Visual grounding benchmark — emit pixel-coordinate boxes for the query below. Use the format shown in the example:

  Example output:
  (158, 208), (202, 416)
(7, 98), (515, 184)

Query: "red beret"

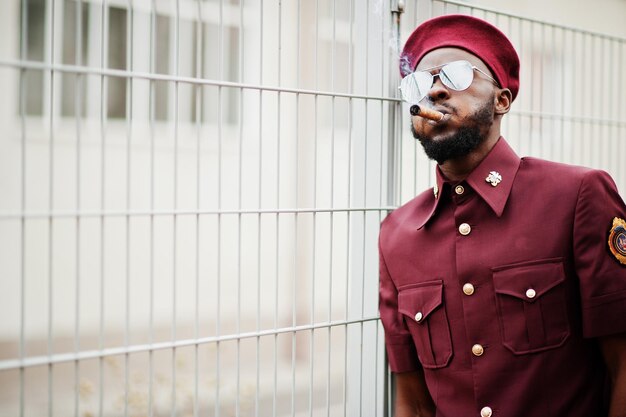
(400, 14), (520, 101)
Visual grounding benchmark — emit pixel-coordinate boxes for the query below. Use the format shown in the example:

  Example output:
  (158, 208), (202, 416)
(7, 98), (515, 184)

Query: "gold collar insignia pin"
(485, 171), (502, 187)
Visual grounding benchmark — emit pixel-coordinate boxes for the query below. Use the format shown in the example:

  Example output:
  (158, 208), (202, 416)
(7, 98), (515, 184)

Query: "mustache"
(419, 99), (456, 114)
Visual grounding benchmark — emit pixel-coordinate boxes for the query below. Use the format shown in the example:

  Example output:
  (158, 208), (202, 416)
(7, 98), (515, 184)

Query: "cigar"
(410, 104), (444, 122)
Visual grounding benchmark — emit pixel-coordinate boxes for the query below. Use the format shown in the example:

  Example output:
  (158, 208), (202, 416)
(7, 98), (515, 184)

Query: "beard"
(412, 97), (494, 164)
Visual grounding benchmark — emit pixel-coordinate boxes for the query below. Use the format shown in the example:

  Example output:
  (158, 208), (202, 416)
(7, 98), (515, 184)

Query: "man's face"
(410, 48), (498, 163)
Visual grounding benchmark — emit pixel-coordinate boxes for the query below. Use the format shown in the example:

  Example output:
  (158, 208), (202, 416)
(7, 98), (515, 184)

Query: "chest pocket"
(398, 280), (452, 368)
(492, 259), (570, 355)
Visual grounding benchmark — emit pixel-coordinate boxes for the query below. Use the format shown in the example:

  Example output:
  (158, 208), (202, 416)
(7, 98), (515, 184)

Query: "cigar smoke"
(410, 104), (445, 122)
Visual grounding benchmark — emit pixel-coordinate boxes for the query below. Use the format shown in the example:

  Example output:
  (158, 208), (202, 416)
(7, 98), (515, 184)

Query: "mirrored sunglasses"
(399, 60), (499, 104)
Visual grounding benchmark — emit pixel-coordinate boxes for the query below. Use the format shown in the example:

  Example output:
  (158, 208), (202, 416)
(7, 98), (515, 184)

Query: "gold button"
(459, 223), (471, 235)
(462, 283), (475, 296)
(526, 288), (536, 299)
(455, 185), (465, 195)
(480, 406), (493, 417)
(414, 312), (423, 322)
(472, 344), (484, 356)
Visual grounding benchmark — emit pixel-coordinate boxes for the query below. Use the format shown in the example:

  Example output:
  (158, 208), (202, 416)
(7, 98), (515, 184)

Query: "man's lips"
(432, 105), (452, 115)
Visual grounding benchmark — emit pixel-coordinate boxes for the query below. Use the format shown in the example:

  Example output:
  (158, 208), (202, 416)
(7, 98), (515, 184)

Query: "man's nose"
(427, 76), (450, 102)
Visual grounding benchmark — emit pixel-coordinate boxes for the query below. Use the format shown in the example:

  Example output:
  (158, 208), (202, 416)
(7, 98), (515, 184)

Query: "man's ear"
(494, 88), (512, 115)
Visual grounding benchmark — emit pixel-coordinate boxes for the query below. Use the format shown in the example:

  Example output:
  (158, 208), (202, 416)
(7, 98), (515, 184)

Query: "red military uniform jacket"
(379, 137), (626, 417)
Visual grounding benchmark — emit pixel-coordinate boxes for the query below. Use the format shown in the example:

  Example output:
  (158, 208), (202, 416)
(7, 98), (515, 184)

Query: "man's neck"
(438, 132), (501, 182)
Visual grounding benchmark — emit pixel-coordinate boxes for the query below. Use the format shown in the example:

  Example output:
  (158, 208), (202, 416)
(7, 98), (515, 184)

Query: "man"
(379, 14), (626, 417)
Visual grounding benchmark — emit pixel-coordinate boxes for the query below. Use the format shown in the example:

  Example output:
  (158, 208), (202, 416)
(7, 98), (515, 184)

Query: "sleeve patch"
(608, 217), (626, 265)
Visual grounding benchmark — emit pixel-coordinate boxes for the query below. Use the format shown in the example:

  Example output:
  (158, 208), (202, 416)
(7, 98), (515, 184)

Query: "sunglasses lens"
(440, 60), (474, 91)
(400, 71), (433, 104)
(400, 60), (476, 103)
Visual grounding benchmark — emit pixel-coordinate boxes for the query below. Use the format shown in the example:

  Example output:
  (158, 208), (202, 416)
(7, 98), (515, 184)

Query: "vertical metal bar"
(610, 36), (616, 173)
(308, 0), (320, 411)
(357, 2), (370, 414)
(615, 40), (626, 181)
(614, 38), (621, 178)
(583, 30), (590, 163)
(19, 0), (28, 415)
(343, 0), (356, 411)
(324, 1), (334, 410)
(548, 24), (555, 160)
(342, 0), (352, 415)
(538, 22), (545, 158)
(124, 2), (134, 417)
(358, 2), (369, 413)
(425, 2), (438, 193)
(559, 27), (566, 164)
(613, 38), (618, 172)
(194, 2), (203, 417)
(614, 38), (619, 174)
(596, 35), (604, 168)
(382, 332), (391, 417)
(580, 32), (587, 165)
(148, 2), (156, 416)
(308, 2), (317, 410)
(588, 34), (596, 167)
(408, 0), (417, 200)
(374, 318), (380, 416)
(216, 0), (223, 414)
(255, 1), (264, 416)
(171, 2), (180, 416)
(375, 4), (387, 415)
(527, 20), (535, 157)
(273, 1), (282, 416)
(501, 15), (511, 143)
(74, 1), (84, 416)
(551, 24), (559, 161)
(237, 1), (245, 416)
(514, 17), (523, 153)
(603, 38), (610, 168)
(389, 8), (397, 356)
(292, 1), (301, 416)
(98, 3), (108, 417)
(583, 34), (596, 165)
(46, 1), (56, 416)
(569, 29), (577, 164)
(514, 16), (522, 154)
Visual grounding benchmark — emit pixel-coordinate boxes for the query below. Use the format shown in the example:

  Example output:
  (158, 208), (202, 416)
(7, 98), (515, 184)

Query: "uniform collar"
(416, 137), (521, 230)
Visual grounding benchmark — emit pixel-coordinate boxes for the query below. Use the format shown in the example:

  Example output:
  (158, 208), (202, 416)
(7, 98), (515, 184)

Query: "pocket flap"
(493, 259), (565, 303)
(398, 281), (443, 323)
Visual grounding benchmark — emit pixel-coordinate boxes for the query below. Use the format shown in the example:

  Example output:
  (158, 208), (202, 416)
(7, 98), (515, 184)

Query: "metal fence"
(0, 0), (624, 416)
